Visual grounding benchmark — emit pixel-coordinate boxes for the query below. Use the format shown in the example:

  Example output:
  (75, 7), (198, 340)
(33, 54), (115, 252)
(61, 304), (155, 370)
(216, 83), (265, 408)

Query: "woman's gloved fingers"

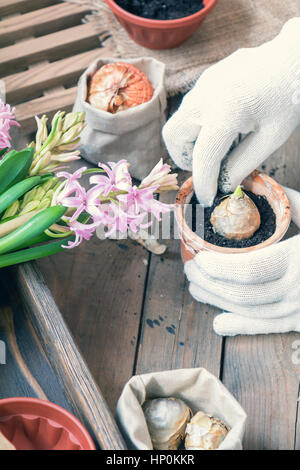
(192, 124), (237, 206)
(162, 113), (201, 171)
(188, 281), (297, 319)
(213, 311), (300, 336)
(190, 240), (291, 284)
(185, 259), (291, 305)
(282, 186), (300, 229)
(162, 89), (202, 171)
(219, 119), (293, 193)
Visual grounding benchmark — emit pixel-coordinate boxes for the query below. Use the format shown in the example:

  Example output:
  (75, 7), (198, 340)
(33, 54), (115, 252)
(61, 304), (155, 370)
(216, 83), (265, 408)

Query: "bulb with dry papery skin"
(185, 411), (230, 450)
(210, 186), (261, 240)
(142, 397), (191, 450)
(87, 62), (154, 113)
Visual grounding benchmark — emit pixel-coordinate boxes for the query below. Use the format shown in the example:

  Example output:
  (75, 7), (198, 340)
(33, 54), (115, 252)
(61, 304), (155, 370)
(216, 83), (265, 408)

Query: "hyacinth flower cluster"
(51, 159), (178, 248)
(0, 100), (178, 267)
(0, 101), (20, 150)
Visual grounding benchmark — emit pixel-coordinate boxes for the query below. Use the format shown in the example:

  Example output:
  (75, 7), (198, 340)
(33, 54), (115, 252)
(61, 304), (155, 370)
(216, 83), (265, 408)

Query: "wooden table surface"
(2, 0), (300, 451)
(36, 98), (300, 450)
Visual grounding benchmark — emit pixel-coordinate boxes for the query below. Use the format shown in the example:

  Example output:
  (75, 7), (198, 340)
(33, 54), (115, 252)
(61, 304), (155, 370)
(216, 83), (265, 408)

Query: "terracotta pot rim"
(105, 0), (218, 29)
(0, 397), (96, 450)
(175, 172), (291, 255)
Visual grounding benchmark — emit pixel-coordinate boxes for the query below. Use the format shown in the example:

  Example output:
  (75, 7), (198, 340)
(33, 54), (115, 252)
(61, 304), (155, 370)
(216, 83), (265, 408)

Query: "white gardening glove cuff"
(213, 311), (300, 336)
(184, 185), (300, 337)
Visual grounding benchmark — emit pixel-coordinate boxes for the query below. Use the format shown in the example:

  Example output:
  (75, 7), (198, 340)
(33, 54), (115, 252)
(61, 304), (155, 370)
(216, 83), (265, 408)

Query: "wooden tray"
(0, 0), (112, 135)
(0, 1), (126, 450)
(0, 261), (126, 450)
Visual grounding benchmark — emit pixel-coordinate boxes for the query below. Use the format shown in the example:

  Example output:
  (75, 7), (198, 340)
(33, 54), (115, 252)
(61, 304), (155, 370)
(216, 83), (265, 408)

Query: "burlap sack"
(116, 368), (247, 450)
(73, 57), (166, 180)
(67, 0), (300, 95)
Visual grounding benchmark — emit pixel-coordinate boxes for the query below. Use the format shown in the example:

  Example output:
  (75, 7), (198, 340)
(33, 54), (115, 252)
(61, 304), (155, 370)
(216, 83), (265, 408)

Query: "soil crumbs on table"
(191, 191), (276, 248)
(115, 0), (205, 20)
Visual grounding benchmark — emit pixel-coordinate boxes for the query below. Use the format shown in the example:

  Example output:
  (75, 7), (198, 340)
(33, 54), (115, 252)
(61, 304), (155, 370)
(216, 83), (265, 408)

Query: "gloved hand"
(185, 187), (300, 336)
(163, 18), (300, 206)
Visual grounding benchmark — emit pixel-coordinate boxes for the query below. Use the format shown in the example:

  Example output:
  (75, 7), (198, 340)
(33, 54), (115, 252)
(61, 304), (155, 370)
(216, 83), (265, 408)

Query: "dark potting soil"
(191, 191), (276, 248)
(115, 0), (205, 20)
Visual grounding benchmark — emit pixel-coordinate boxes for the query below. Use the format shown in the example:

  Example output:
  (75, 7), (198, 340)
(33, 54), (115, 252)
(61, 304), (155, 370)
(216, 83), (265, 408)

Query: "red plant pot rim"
(175, 172), (291, 256)
(105, 0), (218, 29)
(0, 397), (96, 450)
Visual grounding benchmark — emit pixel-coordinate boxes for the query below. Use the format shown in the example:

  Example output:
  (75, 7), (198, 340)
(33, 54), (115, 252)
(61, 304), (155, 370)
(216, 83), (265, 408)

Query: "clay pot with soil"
(175, 171), (291, 263)
(105, 0), (218, 49)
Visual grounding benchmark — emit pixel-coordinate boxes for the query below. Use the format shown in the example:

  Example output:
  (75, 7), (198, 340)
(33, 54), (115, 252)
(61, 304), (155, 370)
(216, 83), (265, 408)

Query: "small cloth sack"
(116, 368), (247, 450)
(73, 57), (166, 180)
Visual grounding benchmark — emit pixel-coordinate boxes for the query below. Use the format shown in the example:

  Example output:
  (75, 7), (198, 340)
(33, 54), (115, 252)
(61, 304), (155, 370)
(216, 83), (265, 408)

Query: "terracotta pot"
(0, 397), (96, 450)
(175, 171), (291, 263)
(105, 0), (218, 50)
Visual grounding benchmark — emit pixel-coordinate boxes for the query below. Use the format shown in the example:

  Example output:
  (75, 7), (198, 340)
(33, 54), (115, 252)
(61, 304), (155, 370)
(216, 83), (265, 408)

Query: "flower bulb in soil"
(210, 186), (261, 240)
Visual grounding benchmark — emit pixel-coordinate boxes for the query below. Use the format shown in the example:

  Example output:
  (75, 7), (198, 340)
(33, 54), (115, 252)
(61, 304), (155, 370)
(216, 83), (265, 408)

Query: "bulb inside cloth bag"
(73, 57), (167, 181)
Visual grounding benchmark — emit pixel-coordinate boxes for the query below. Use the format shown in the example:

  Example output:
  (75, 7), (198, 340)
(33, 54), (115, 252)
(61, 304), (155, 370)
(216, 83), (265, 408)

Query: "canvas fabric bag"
(68, 0), (300, 94)
(73, 57), (167, 180)
(116, 368), (247, 450)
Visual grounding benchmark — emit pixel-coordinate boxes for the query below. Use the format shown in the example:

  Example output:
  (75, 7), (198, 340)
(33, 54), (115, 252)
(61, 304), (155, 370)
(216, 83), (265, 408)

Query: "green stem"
(82, 169), (105, 175)
(11, 232), (53, 251)
(0, 176), (43, 215)
(0, 205), (66, 255)
(99, 190), (128, 203)
(0, 236), (74, 268)
(232, 185), (244, 199)
(44, 228), (73, 238)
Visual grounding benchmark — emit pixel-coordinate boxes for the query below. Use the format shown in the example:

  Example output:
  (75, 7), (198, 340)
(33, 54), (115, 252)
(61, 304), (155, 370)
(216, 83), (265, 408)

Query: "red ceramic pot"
(0, 397), (96, 450)
(105, 0), (218, 50)
(175, 171), (291, 263)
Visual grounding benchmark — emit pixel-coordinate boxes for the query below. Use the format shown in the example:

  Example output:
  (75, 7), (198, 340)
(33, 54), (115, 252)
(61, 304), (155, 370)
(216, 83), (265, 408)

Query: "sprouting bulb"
(210, 186), (261, 240)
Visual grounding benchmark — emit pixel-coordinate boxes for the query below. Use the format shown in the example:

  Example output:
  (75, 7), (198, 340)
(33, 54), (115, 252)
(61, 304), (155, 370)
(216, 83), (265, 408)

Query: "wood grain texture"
(135, 188), (224, 378)
(222, 126), (300, 450)
(0, 3), (92, 47)
(0, 0), (60, 18)
(12, 262), (126, 450)
(5, 48), (112, 104)
(0, 23), (102, 77)
(36, 158), (150, 412)
(14, 87), (77, 132)
(36, 230), (150, 413)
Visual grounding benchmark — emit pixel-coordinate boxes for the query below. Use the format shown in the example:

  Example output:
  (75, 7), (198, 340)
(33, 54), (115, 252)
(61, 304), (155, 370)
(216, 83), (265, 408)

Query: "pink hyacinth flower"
(140, 159), (178, 193)
(118, 186), (173, 222)
(89, 160), (132, 196)
(62, 219), (99, 249)
(55, 167), (88, 222)
(0, 100), (20, 150)
(104, 202), (149, 238)
(56, 167), (87, 190)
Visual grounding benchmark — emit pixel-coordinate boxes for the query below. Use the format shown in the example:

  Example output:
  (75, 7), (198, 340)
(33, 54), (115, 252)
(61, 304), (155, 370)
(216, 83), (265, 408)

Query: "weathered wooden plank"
(0, 23), (102, 77)
(37, 237), (150, 412)
(36, 159), (150, 412)
(0, 3), (92, 47)
(14, 86), (77, 132)
(5, 47), (114, 104)
(294, 381), (300, 449)
(0, 0), (60, 18)
(222, 334), (299, 449)
(222, 126), (300, 450)
(135, 185), (224, 378)
(13, 262), (126, 450)
(0, 288), (70, 405)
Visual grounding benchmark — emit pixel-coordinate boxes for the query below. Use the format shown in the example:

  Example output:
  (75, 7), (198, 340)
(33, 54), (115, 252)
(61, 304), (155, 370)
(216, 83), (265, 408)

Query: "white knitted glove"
(163, 18), (300, 206)
(185, 187), (300, 336)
